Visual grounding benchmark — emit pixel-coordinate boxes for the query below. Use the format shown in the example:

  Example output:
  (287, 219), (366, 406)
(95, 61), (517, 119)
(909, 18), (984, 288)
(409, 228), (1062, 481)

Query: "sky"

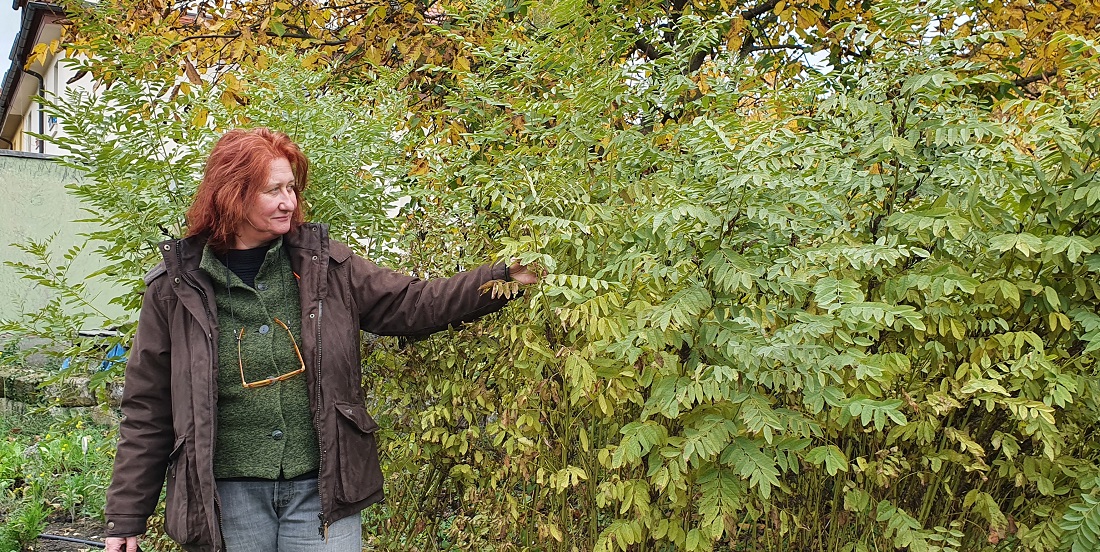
(1, 7), (22, 73)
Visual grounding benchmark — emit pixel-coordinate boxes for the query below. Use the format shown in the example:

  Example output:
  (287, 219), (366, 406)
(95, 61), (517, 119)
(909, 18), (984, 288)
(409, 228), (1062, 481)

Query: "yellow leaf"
(191, 107), (209, 127)
(696, 74), (711, 95)
(453, 55), (470, 73)
(409, 158), (430, 176)
(27, 43), (50, 68)
(726, 33), (743, 53)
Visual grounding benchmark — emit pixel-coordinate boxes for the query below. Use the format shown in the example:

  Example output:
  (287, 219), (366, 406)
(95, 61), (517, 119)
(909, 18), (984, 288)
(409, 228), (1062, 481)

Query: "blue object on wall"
(100, 343), (128, 371)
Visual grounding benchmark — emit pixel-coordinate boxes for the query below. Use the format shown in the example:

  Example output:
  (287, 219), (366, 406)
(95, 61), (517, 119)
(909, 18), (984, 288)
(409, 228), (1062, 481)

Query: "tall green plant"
(367, 8), (1100, 552)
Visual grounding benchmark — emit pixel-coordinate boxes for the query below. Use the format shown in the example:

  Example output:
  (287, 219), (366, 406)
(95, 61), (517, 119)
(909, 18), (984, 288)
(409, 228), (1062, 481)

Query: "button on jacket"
(104, 223), (513, 551)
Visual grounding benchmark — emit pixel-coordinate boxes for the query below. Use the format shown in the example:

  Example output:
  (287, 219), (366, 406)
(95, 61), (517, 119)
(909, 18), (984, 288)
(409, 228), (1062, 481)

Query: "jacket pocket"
(332, 401), (384, 504)
(164, 437), (204, 545)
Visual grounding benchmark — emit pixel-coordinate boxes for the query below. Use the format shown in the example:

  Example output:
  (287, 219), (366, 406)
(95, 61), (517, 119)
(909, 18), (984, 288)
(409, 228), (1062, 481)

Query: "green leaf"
(805, 445), (848, 476)
(1046, 235), (1095, 263)
(685, 528), (701, 551)
(720, 438), (780, 499)
(814, 277), (865, 310)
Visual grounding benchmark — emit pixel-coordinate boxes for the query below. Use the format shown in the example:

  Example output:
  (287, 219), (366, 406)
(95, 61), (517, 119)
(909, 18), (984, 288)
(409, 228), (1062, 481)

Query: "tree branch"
(742, 0), (781, 21)
(1014, 69), (1057, 89)
(273, 31), (350, 46)
(175, 31), (243, 43)
(631, 38), (665, 61)
(688, 49), (710, 73)
(745, 44), (808, 53)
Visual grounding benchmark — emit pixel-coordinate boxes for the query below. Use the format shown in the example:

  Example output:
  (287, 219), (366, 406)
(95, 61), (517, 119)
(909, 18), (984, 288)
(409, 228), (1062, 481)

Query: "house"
(0, 0), (88, 154)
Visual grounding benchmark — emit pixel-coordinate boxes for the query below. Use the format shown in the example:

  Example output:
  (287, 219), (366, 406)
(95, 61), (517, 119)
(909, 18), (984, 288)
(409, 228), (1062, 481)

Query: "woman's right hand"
(105, 536), (138, 552)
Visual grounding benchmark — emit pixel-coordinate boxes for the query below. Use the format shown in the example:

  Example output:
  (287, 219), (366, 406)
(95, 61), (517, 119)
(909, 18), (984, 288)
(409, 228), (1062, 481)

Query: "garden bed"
(30, 518), (106, 552)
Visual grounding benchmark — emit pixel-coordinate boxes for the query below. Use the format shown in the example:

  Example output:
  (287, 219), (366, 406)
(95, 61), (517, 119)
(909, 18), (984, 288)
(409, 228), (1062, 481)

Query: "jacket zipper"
(175, 242), (226, 550)
(313, 299), (328, 539)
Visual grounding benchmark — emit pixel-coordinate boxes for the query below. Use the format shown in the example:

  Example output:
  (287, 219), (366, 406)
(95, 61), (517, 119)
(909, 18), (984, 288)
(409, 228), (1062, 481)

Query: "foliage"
(357, 9), (1099, 551)
(0, 499), (48, 552)
(0, 235), (130, 382)
(8, 0), (1100, 551)
(48, 0), (888, 118)
(971, 0), (1100, 88)
(0, 412), (115, 550)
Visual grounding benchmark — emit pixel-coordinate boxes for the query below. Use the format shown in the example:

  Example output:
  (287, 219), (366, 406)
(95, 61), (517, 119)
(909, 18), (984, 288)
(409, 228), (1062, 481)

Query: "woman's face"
(234, 157), (297, 249)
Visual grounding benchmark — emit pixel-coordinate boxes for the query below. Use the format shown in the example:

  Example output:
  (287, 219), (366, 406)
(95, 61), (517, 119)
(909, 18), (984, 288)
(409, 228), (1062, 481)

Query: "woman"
(103, 128), (536, 552)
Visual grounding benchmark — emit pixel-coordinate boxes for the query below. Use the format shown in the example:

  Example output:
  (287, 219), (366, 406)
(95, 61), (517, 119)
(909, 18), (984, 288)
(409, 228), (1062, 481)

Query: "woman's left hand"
(509, 262), (540, 285)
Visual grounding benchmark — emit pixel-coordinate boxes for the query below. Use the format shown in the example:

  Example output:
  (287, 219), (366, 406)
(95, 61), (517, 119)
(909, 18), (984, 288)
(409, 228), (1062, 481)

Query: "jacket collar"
(159, 222), (340, 275)
(285, 222), (348, 262)
(281, 223), (334, 303)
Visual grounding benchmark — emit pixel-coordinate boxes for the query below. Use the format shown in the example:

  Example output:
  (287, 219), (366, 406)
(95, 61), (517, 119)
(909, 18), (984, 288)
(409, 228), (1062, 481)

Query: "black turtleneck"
(217, 245), (269, 288)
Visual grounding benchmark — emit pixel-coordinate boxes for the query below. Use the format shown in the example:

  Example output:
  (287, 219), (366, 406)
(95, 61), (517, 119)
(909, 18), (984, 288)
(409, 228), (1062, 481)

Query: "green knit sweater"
(200, 239), (320, 479)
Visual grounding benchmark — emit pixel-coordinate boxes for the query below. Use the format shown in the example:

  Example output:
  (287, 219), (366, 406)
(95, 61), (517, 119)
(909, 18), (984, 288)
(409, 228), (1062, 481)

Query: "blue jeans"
(215, 478), (362, 552)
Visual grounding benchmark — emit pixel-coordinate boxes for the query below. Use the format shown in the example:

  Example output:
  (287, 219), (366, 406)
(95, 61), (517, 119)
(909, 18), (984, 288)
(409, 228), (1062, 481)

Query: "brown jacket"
(105, 223), (512, 551)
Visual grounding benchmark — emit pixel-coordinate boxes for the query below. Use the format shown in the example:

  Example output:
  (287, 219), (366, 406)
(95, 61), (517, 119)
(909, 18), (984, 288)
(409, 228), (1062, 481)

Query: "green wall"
(0, 152), (120, 325)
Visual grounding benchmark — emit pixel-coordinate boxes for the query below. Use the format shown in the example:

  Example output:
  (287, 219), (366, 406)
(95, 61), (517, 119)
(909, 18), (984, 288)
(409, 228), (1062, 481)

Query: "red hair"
(186, 128), (309, 251)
